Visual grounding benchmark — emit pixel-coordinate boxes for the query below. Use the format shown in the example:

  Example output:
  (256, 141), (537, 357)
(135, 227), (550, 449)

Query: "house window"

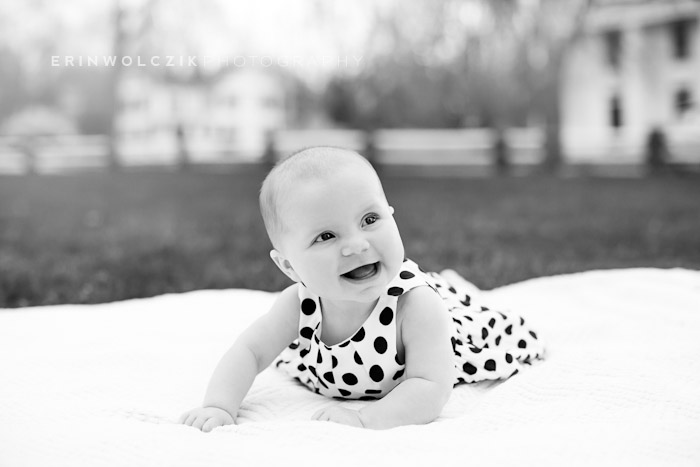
(604, 30), (622, 69)
(609, 95), (623, 129)
(675, 88), (693, 117)
(671, 19), (693, 60)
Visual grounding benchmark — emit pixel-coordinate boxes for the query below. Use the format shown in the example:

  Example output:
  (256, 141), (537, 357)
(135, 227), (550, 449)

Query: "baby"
(179, 147), (544, 431)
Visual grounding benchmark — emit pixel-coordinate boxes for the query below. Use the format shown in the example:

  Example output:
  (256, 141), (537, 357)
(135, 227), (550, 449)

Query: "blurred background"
(1, 0), (699, 308)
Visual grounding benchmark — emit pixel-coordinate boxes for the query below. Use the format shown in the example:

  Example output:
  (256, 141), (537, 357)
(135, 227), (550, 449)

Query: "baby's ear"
(388, 206), (395, 215)
(269, 249), (301, 283)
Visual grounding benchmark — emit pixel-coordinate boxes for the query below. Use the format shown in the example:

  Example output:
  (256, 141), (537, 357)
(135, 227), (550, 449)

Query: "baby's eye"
(363, 214), (379, 226)
(314, 232), (335, 243)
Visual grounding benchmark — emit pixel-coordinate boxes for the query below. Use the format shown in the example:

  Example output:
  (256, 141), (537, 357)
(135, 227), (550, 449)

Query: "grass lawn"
(1, 166), (699, 308)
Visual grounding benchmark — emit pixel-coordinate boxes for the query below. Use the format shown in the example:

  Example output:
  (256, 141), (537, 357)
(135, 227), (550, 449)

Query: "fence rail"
(0, 127), (697, 175)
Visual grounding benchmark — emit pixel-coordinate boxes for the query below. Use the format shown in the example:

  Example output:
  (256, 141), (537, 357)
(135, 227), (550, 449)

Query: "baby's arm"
(179, 284), (299, 431)
(358, 287), (454, 429)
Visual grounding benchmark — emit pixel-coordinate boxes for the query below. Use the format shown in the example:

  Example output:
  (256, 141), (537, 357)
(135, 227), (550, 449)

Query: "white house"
(561, 0), (700, 164)
(115, 67), (286, 166)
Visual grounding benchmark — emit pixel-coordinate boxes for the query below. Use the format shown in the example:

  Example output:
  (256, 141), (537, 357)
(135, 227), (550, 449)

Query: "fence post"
(21, 136), (37, 175)
(176, 124), (189, 171)
(492, 128), (509, 175)
(262, 130), (277, 169)
(364, 129), (380, 174)
(645, 127), (669, 174)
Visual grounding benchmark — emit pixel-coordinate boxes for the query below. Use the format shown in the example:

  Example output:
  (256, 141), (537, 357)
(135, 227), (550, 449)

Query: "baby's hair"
(259, 146), (382, 249)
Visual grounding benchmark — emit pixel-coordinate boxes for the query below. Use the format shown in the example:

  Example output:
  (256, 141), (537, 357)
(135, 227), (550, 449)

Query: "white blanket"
(1, 268), (699, 467)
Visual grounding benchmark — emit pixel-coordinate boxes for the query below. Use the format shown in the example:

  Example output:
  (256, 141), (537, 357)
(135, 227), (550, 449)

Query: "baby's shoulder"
(396, 285), (447, 322)
(267, 283), (301, 320)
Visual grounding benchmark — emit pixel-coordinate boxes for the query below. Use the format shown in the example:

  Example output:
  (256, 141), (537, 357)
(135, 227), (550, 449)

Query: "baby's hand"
(311, 406), (365, 428)
(179, 406), (235, 432)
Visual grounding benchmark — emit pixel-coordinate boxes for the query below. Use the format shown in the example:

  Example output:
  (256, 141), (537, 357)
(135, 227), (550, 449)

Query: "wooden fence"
(0, 127), (695, 175)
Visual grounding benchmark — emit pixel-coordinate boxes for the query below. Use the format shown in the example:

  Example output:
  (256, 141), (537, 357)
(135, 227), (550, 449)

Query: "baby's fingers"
(179, 411), (197, 426)
(202, 417), (225, 433)
(192, 415), (211, 431)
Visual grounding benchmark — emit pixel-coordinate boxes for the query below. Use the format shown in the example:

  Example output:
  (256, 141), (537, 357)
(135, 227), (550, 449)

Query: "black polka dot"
(379, 307), (394, 325)
(289, 341), (300, 350)
(529, 330), (538, 339)
(351, 327), (365, 342)
(469, 346), (482, 354)
(505, 353), (513, 363)
(495, 336), (502, 346)
(484, 359), (496, 371)
(518, 339), (527, 349)
(297, 363), (306, 372)
(374, 337), (388, 354)
(365, 389), (382, 395)
(460, 298), (471, 307)
(301, 299), (316, 315)
(520, 317), (525, 326)
(481, 306), (490, 311)
(338, 341), (350, 348)
(387, 287), (404, 296)
(332, 356), (338, 368)
(359, 396), (377, 401)
(369, 365), (384, 382)
(399, 271), (415, 280)
(317, 351), (323, 364)
(488, 318), (496, 328)
(465, 315), (473, 322)
(452, 317), (463, 325)
(462, 362), (477, 375)
(324, 372), (335, 383)
(342, 373), (358, 385)
(299, 348), (310, 358)
(354, 351), (363, 365)
(481, 327), (489, 340)
(393, 368), (405, 380)
(309, 365), (317, 376)
(300, 327), (314, 340)
(339, 389), (351, 397)
(505, 325), (513, 335)
(318, 378), (329, 389)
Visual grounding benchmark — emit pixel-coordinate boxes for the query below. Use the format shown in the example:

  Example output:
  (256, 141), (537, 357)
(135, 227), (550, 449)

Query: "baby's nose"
(341, 237), (370, 256)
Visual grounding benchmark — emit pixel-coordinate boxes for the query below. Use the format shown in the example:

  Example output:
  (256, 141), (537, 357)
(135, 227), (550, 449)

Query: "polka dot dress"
(275, 258), (544, 400)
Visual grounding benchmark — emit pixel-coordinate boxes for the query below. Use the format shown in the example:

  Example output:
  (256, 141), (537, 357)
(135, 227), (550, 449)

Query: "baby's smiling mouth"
(341, 262), (379, 281)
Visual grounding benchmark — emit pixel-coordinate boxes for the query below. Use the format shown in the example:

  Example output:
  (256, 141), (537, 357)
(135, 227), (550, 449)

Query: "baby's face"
(274, 163), (405, 304)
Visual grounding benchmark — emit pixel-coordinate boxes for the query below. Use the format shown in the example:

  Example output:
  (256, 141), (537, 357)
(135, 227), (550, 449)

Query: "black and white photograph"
(1, 0), (699, 465)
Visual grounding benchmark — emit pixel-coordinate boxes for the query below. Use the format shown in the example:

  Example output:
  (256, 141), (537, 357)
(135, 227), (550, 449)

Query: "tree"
(315, 0), (593, 171)
(477, 0), (594, 170)
(317, 0), (479, 129)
